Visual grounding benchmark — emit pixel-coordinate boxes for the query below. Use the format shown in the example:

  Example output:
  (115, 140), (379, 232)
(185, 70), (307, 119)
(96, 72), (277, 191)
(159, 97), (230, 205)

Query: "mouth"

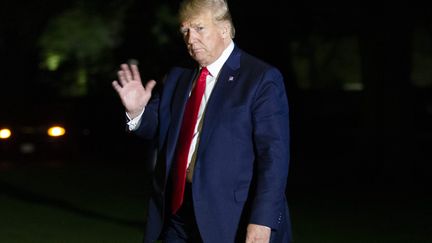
(190, 47), (203, 54)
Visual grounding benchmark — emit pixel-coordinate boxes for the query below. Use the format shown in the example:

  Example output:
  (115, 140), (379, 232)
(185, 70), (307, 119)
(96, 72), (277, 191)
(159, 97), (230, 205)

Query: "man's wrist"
(126, 107), (145, 131)
(126, 107), (145, 120)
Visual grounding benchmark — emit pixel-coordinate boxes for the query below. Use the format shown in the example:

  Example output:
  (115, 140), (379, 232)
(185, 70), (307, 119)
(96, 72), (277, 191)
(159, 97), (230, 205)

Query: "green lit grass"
(0, 161), (431, 243)
(289, 189), (432, 243)
(0, 162), (148, 243)
(0, 196), (143, 243)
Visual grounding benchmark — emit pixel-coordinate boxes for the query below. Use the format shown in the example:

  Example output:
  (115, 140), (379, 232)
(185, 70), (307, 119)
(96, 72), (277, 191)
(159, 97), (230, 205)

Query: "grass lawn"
(289, 187), (432, 243)
(0, 160), (431, 243)
(0, 160), (148, 243)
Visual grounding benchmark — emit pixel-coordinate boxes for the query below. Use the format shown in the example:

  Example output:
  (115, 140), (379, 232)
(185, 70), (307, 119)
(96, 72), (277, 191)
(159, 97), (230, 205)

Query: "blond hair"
(179, 0), (236, 38)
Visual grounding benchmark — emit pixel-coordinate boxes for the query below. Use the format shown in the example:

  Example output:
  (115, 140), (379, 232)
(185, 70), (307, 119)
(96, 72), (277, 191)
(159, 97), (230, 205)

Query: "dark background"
(0, 1), (431, 242)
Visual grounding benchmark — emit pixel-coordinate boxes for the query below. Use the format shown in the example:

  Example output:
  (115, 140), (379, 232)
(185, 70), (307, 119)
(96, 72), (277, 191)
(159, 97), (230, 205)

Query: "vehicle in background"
(0, 97), (153, 164)
(0, 123), (68, 161)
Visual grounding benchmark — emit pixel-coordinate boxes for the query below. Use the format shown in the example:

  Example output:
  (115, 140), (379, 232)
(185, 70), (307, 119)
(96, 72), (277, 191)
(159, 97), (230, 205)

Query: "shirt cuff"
(126, 107), (145, 131)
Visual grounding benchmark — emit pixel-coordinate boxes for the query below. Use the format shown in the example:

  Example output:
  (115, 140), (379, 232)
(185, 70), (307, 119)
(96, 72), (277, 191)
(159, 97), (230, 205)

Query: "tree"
(38, 1), (131, 97)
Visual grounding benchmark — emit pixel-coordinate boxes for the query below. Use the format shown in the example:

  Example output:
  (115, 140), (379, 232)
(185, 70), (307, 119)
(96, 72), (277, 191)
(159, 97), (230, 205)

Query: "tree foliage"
(38, 1), (130, 96)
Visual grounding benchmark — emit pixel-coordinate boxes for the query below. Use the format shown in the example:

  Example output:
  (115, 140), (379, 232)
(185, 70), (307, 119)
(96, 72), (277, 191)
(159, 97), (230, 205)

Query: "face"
(180, 10), (229, 67)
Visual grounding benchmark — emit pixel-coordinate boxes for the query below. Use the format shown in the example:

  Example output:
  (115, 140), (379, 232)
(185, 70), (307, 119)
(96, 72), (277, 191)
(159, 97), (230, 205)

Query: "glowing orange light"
(0, 128), (12, 139)
(47, 126), (66, 137)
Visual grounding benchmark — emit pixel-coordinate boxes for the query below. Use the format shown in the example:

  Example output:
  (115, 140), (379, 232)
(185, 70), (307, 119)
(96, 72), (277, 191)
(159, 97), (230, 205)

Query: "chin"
(193, 57), (207, 66)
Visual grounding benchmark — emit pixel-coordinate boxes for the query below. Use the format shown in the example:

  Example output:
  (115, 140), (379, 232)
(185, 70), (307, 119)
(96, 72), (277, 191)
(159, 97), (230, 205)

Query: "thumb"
(145, 80), (157, 92)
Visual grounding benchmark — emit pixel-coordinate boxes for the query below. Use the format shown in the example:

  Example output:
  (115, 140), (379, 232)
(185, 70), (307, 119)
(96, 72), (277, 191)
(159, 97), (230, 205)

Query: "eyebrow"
(180, 23), (204, 33)
(181, 21), (204, 28)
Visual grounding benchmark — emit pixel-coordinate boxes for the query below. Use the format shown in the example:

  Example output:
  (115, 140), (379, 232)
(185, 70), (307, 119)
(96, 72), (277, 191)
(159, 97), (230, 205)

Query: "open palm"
(112, 64), (156, 119)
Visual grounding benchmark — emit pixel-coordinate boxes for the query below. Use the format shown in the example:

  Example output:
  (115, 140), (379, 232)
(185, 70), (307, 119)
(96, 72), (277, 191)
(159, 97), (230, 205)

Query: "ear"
(220, 21), (230, 38)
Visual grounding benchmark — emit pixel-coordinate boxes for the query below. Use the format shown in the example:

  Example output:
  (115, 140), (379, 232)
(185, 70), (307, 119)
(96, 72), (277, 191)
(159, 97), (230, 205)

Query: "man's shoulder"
(167, 66), (194, 76)
(163, 65), (195, 82)
(237, 48), (280, 73)
(158, 65), (195, 93)
(235, 48), (283, 80)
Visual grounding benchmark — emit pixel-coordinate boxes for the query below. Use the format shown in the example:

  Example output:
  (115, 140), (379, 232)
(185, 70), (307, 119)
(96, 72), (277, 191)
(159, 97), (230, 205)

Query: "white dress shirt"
(127, 41), (235, 168)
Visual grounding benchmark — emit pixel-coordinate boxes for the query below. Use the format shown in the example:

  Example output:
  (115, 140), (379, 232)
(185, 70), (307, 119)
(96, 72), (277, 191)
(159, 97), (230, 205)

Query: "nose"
(185, 30), (197, 45)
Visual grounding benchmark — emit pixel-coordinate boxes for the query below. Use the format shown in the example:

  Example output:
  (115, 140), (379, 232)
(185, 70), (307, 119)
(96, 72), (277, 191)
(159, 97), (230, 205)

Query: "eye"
(179, 28), (188, 36)
(195, 26), (204, 32)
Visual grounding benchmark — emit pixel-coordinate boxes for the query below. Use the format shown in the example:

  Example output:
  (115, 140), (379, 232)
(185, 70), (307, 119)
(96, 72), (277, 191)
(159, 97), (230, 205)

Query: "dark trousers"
(161, 182), (203, 243)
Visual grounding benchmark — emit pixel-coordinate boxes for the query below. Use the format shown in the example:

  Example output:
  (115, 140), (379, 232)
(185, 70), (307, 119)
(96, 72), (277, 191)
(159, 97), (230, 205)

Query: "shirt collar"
(204, 41), (234, 78)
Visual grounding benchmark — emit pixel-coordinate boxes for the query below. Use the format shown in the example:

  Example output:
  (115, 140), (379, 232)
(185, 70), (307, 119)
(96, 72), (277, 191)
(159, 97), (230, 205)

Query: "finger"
(117, 70), (128, 86)
(245, 234), (253, 243)
(145, 80), (157, 92)
(121, 63), (133, 81)
(112, 80), (122, 93)
(131, 64), (141, 82)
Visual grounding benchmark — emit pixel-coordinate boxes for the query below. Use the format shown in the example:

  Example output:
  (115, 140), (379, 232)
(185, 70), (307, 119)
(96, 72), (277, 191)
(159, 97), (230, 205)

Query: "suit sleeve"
(249, 68), (290, 230)
(133, 92), (159, 140)
(131, 66), (181, 140)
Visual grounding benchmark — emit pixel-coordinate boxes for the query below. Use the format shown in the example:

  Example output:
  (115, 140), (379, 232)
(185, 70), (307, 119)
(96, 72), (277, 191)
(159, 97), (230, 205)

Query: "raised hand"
(112, 64), (157, 119)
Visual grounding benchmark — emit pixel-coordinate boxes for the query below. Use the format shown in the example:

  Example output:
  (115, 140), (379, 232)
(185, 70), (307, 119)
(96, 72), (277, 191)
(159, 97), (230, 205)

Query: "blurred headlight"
(0, 128), (12, 139)
(47, 126), (66, 137)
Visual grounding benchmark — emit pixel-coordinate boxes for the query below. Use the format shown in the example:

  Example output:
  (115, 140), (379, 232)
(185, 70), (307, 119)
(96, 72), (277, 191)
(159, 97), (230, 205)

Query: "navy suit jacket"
(135, 46), (292, 243)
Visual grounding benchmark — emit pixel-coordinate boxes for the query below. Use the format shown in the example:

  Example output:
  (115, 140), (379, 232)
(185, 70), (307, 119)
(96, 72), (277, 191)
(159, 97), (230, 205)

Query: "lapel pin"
(228, 76), (234, 82)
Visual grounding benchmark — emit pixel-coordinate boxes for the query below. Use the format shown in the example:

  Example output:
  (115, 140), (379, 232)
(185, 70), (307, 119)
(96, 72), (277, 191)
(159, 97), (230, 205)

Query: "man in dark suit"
(112, 0), (292, 242)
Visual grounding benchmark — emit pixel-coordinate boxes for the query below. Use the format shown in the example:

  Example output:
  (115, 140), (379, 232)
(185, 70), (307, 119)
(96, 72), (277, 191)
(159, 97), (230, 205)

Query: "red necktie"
(171, 67), (209, 214)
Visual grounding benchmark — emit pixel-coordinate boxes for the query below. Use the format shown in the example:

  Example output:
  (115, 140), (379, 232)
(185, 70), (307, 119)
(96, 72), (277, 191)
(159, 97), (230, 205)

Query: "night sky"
(0, 1), (431, 181)
(0, 2), (432, 242)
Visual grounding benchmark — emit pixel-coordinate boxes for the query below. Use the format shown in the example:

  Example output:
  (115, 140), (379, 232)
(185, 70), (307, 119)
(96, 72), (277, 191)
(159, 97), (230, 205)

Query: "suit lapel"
(164, 47), (242, 176)
(165, 68), (197, 174)
(197, 47), (241, 159)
